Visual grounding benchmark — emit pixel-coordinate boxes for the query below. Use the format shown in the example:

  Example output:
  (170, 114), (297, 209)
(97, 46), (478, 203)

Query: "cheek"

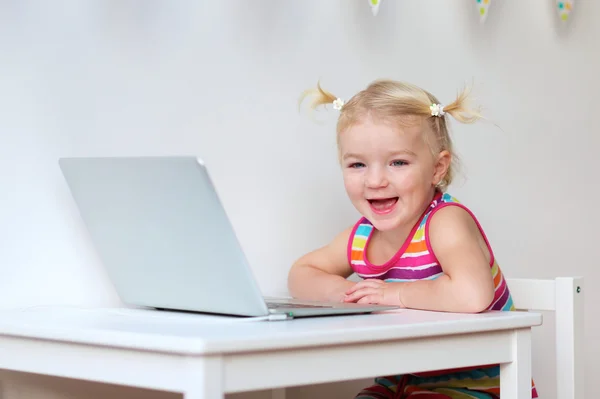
(393, 169), (418, 185)
(343, 173), (363, 198)
(392, 168), (427, 191)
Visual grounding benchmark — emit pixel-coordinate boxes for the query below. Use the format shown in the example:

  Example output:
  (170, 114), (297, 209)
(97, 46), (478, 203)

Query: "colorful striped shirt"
(348, 191), (538, 398)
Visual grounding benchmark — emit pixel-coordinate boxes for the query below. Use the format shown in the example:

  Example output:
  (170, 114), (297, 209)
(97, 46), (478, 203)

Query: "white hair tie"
(430, 103), (445, 117)
(332, 98), (344, 110)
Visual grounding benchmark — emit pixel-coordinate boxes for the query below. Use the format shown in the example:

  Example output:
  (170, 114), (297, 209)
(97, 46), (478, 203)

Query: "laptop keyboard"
(266, 302), (333, 309)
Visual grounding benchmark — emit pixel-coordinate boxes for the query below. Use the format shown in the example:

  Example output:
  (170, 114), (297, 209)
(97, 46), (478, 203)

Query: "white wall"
(0, 1), (597, 398)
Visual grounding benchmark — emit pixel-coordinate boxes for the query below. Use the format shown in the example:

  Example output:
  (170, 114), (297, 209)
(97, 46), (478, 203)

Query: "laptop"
(58, 156), (398, 319)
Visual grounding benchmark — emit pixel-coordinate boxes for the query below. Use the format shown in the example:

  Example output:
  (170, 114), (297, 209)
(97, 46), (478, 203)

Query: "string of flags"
(368, 0), (380, 17)
(368, 0), (574, 22)
(476, 0), (575, 22)
(556, 0), (574, 21)
(476, 0), (491, 23)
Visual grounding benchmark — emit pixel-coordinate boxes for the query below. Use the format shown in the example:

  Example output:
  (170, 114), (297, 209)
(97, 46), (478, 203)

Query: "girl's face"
(339, 114), (450, 232)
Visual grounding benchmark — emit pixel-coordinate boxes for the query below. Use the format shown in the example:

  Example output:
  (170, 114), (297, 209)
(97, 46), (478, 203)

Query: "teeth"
(370, 198), (397, 210)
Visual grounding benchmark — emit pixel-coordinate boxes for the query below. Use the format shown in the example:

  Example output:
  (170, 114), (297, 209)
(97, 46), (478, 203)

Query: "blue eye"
(391, 160), (408, 167)
(348, 162), (365, 169)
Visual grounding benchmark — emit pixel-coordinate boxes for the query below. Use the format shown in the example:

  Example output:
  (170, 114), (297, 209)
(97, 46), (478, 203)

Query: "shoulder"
(429, 195), (478, 230)
(428, 205), (479, 242)
(428, 192), (479, 233)
(426, 197), (493, 267)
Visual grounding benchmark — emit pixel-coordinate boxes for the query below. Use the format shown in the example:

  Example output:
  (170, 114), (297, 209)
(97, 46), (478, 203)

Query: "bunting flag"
(556, 0), (574, 21)
(369, 0), (381, 16)
(476, 0), (491, 23)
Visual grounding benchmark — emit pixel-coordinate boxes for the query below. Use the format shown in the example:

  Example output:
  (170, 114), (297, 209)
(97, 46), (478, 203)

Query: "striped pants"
(354, 365), (538, 398)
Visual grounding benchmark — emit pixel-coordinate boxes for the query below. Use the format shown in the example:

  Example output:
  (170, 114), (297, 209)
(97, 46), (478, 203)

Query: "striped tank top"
(347, 191), (515, 312)
(347, 191), (538, 398)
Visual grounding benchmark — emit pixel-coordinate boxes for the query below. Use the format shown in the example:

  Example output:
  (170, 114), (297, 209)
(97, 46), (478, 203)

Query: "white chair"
(505, 276), (584, 399)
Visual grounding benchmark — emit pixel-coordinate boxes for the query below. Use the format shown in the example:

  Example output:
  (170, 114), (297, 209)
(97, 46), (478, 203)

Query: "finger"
(346, 280), (383, 294)
(344, 287), (377, 302)
(345, 287), (374, 300)
(343, 289), (362, 302)
(357, 295), (380, 304)
(346, 282), (368, 294)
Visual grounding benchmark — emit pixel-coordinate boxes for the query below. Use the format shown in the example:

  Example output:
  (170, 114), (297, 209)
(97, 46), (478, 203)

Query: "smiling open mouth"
(368, 197), (399, 214)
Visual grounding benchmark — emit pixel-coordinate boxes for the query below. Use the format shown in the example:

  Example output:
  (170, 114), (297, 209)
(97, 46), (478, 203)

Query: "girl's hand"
(343, 279), (405, 307)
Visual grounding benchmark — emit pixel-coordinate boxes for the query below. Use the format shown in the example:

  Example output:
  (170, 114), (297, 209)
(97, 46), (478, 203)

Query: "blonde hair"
(298, 79), (483, 191)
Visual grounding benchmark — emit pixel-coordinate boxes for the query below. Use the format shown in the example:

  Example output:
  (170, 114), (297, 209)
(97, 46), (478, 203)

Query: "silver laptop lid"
(59, 156), (270, 317)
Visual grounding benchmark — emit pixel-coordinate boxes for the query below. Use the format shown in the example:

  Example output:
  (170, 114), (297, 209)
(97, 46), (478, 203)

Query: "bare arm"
(397, 205), (496, 313)
(288, 226), (356, 303)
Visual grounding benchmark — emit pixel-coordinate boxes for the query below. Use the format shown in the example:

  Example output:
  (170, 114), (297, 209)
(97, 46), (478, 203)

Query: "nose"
(365, 166), (388, 189)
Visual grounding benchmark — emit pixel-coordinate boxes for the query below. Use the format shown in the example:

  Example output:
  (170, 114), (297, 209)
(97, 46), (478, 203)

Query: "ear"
(432, 150), (451, 186)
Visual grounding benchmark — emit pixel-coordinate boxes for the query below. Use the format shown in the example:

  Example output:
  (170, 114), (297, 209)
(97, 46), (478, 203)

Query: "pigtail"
(439, 85), (483, 124)
(298, 81), (340, 112)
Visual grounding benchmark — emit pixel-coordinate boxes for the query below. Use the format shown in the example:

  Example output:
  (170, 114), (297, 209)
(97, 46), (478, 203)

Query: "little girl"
(288, 79), (538, 398)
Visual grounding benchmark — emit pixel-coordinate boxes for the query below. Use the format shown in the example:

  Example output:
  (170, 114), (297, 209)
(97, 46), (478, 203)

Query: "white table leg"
(500, 328), (532, 398)
(183, 357), (224, 399)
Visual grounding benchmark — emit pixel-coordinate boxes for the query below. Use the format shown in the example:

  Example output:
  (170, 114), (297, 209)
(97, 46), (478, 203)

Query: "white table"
(0, 306), (541, 398)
